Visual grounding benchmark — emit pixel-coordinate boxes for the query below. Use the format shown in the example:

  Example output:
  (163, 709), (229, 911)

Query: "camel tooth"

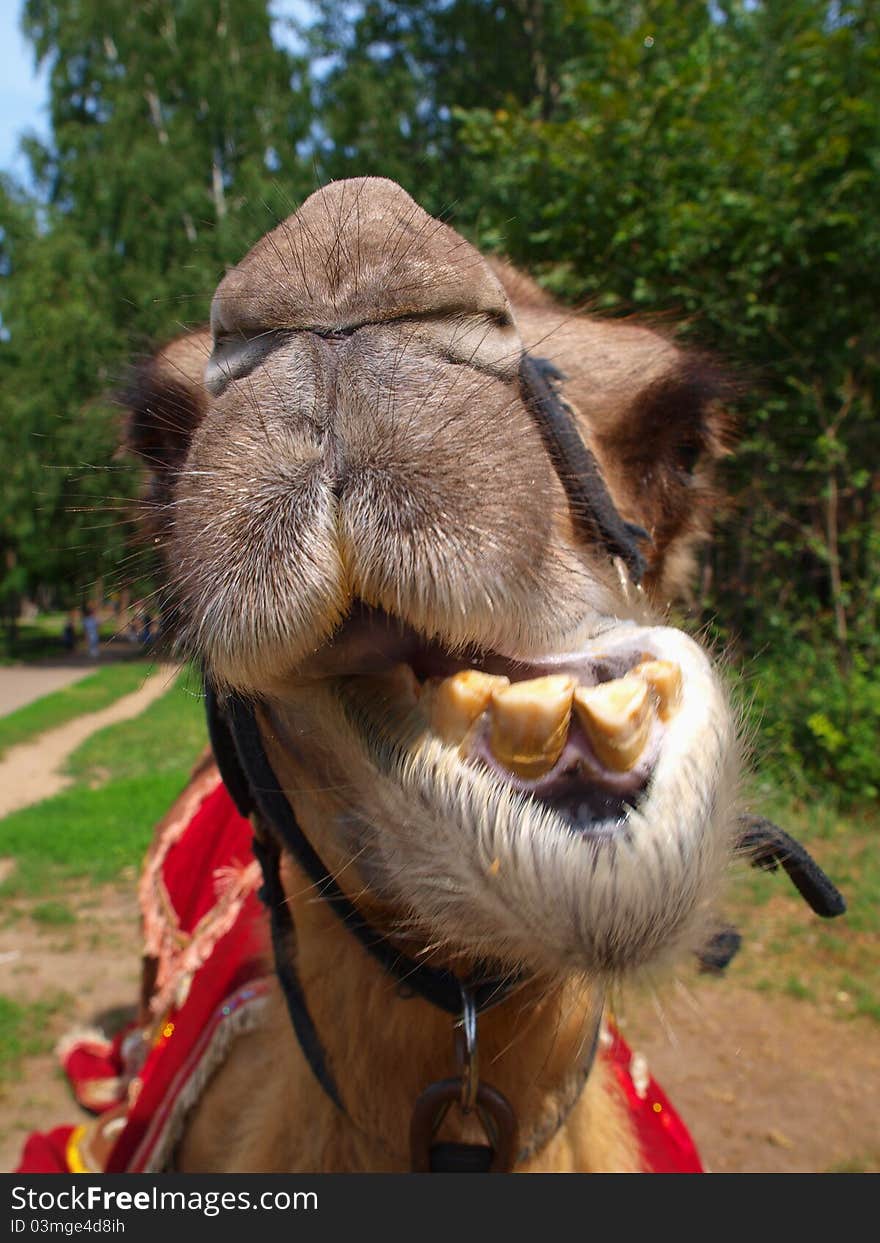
(488, 674), (575, 780)
(430, 669), (510, 745)
(633, 658), (683, 721)
(573, 674), (654, 771)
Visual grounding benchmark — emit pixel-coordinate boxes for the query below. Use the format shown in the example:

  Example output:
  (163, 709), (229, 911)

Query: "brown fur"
(177, 851), (640, 1172)
(123, 178), (741, 1171)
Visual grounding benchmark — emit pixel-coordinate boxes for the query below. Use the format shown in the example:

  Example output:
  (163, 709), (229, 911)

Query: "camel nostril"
(315, 327), (356, 343)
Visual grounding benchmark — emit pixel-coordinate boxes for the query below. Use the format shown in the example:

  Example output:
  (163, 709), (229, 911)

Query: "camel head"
(126, 176), (741, 985)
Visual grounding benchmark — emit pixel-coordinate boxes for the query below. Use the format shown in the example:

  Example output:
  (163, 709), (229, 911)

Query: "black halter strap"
(197, 359), (649, 1154)
(519, 354), (650, 583)
(211, 688), (517, 1017)
(736, 814), (846, 918)
(207, 683), (529, 1155)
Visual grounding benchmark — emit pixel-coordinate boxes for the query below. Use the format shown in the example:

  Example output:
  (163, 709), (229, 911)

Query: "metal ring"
(456, 985), (479, 1113)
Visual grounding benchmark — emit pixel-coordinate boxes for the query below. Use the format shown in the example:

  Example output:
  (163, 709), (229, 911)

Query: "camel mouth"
(320, 604), (698, 840)
(262, 603), (735, 973)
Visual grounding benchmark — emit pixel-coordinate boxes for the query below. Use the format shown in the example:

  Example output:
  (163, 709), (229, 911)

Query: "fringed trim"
(148, 859), (262, 1018)
(136, 765), (261, 1020)
(125, 981), (271, 1173)
(55, 1026), (112, 1065)
(139, 768), (222, 958)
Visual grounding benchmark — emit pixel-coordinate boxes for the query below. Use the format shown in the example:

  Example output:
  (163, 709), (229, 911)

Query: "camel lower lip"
(338, 676), (657, 839)
(467, 728), (655, 835)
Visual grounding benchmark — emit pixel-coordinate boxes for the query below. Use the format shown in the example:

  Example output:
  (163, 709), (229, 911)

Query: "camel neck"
(279, 854), (604, 1168)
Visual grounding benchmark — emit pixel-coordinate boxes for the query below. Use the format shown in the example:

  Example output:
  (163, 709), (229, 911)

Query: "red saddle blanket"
(15, 772), (702, 1174)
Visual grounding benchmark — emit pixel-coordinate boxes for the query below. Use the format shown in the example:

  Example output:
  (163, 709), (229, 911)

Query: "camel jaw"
(256, 610), (738, 979)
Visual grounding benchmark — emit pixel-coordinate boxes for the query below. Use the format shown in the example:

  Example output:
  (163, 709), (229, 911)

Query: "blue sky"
(0, 0), (50, 179)
(0, 0), (311, 182)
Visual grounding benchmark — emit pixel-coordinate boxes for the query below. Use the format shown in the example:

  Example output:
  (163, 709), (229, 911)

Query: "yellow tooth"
(430, 670), (510, 745)
(633, 658), (683, 721)
(573, 674), (654, 771)
(489, 674), (575, 780)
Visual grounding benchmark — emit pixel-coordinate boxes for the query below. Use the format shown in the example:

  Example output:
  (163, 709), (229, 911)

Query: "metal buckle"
(409, 986), (519, 1172)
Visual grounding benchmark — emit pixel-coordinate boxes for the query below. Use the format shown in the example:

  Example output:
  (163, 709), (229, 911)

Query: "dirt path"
(0, 882), (143, 1173)
(618, 971), (880, 1173)
(0, 665), (93, 717)
(0, 647), (152, 718)
(0, 665), (178, 817)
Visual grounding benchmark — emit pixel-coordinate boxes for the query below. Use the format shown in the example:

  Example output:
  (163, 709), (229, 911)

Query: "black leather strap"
(429, 1142), (494, 1173)
(251, 827), (345, 1110)
(209, 686), (518, 1018)
(696, 925), (743, 973)
(737, 814), (846, 918)
(520, 354), (650, 583)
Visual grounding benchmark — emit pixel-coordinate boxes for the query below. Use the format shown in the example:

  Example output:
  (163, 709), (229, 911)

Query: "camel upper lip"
(304, 601), (516, 681)
(305, 601), (646, 684)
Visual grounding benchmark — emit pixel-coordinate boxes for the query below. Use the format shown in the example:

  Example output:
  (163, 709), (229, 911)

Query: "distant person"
(139, 612), (154, 647)
(61, 615), (76, 654)
(82, 606), (100, 659)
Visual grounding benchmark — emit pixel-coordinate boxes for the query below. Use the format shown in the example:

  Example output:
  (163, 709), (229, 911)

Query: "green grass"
(0, 994), (70, 1081)
(0, 660), (157, 758)
(63, 666), (206, 785)
(0, 772), (201, 897)
(30, 901), (77, 926)
(0, 667), (207, 898)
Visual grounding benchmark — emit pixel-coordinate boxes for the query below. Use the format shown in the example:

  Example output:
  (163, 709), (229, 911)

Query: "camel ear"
(593, 353), (736, 593)
(613, 354), (733, 482)
(121, 328), (211, 553)
(123, 328), (212, 475)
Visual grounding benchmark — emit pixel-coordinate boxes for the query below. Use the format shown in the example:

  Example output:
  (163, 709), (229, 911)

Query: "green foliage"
(304, 0), (597, 213)
(450, 0), (879, 676)
(0, 180), (131, 614)
(22, 0), (312, 336)
(746, 644), (880, 802)
(1, 0), (314, 613)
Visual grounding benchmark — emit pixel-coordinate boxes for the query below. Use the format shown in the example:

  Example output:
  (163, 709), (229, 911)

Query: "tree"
(0, 179), (125, 624)
(1, 0), (312, 617)
(453, 0), (879, 674)
(304, 0), (610, 215)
